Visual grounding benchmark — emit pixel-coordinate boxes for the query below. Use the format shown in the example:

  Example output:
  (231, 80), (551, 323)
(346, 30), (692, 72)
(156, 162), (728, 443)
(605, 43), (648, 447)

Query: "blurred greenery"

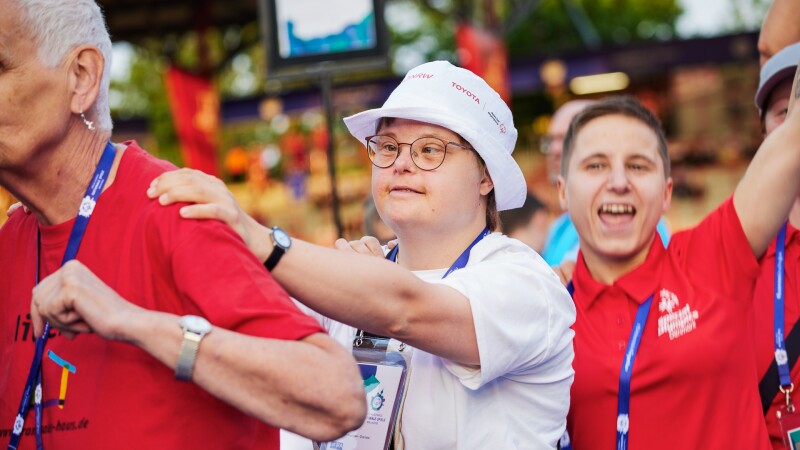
(109, 0), (776, 163)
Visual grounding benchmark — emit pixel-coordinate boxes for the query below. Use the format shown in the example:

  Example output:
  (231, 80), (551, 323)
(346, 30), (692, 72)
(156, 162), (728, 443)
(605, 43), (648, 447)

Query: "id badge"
(319, 338), (411, 450)
(778, 404), (800, 449)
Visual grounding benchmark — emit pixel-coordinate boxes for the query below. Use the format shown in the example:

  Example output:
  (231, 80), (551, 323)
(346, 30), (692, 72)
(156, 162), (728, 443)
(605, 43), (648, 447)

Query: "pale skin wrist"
(117, 306), (178, 348)
(247, 215), (273, 262)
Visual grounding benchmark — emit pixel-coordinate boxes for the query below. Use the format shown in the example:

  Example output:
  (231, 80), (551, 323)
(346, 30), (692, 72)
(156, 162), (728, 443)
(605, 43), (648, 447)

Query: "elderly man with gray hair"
(0, 1), (366, 449)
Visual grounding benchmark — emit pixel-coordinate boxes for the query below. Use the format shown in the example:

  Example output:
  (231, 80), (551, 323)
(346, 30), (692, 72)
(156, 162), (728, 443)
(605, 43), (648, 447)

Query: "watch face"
(273, 228), (292, 249)
(180, 315), (212, 333)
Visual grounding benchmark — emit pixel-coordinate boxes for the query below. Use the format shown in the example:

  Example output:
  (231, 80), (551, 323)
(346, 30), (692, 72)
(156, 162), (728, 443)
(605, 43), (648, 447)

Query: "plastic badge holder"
(318, 337), (410, 450)
(778, 401), (800, 450)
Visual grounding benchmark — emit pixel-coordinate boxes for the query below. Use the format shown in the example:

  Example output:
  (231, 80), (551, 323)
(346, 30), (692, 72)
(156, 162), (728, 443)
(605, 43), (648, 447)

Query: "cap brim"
(756, 66), (796, 112)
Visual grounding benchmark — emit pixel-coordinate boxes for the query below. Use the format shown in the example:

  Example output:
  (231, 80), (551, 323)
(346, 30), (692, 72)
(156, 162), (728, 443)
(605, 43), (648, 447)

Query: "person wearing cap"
(540, 99), (670, 267)
(148, 60), (576, 449)
(561, 90), (800, 448)
(751, 41), (800, 449)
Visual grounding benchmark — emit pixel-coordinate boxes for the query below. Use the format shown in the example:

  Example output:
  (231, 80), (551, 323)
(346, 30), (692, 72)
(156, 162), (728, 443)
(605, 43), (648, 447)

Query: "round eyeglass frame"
(364, 135), (471, 171)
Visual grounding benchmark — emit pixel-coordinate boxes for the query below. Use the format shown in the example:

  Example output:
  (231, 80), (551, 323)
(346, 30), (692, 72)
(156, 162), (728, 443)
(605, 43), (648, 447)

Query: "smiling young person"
(148, 61), (576, 449)
(560, 88), (800, 448)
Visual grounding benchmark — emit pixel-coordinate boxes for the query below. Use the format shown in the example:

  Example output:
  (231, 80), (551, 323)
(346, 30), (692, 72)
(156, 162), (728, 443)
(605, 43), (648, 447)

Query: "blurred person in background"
(751, 41), (800, 449)
(541, 99), (670, 267)
(500, 192), (550, 254)
(149, 60), (577, 449)
(0, 1), (365, 448)
(562, 90), (800, 448)
(759, 0), (800, 65)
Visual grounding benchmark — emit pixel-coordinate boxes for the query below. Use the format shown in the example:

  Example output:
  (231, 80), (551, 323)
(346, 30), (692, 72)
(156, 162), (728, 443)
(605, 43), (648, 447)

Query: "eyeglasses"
(365, 135), (471, 171)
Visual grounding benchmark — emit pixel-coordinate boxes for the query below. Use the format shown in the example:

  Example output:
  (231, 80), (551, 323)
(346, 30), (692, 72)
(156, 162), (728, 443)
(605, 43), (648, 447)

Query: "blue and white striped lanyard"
(386, 227), (489, 277)
(566, 281), (653, 450)
(8, 141), (116, 450)
(774, 223), (792, 395)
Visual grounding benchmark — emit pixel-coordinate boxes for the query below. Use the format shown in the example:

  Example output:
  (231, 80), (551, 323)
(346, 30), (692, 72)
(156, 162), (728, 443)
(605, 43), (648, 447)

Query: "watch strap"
(175, 332), (202, 381)
(263, 245), (285, 271)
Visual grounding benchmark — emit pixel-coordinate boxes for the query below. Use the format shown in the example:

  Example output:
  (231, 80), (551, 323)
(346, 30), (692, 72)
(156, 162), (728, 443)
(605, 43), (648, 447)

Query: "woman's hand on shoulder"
(147, 168), (270, 259)
(334, 236), (386, 258)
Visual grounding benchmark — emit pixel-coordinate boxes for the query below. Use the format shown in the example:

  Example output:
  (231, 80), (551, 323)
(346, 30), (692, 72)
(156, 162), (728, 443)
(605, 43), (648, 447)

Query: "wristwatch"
(175, 315), (212, 381)
(264, 226), (292, 271)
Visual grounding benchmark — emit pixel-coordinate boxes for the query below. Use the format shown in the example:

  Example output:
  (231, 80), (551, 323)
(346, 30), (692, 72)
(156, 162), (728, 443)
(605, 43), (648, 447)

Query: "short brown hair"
(375, 117), (499, 231)
(561, 96), (670, 178)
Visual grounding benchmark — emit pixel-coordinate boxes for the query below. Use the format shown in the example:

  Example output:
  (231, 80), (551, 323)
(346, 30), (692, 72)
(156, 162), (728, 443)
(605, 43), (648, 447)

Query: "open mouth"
(597, 203), (636, 227)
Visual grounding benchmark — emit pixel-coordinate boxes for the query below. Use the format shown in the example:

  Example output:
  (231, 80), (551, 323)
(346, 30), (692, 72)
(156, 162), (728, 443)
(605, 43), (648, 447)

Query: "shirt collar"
(573, 236), (665, 309)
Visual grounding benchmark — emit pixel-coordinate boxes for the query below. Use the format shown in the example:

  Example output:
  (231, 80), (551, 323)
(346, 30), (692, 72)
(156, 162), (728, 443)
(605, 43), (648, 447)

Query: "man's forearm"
(124, 308), (366, 441)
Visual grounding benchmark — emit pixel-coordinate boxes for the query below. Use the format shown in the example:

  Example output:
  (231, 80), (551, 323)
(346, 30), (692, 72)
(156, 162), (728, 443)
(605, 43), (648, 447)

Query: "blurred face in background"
(543, 111), (572, 185)
(543, 101), (596, 186)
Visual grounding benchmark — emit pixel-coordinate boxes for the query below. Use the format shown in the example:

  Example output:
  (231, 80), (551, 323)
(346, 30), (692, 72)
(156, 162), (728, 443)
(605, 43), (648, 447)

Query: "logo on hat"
(451, 82), (480, 104)
(487, 111), (507, 134)
(406, 73), (434, 81)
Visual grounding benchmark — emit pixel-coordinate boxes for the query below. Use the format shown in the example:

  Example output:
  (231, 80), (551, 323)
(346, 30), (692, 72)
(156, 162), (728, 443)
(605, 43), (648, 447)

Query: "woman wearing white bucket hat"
(148, 60), (576, 449)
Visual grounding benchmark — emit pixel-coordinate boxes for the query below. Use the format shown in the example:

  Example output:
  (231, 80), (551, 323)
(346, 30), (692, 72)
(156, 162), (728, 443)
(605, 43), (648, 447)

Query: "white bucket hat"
(343, 60), (526, 211)
(755, 41), (800, 114)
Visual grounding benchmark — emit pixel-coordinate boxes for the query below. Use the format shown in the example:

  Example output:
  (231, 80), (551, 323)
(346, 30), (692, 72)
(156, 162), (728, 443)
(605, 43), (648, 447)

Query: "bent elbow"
(311, 380), (367, 441)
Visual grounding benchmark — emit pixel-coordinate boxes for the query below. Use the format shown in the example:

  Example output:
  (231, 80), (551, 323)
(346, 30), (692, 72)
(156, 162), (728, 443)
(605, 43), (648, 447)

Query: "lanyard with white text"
(8, 141), (116, 450)
(386, 227), (490, 277)
(774, 223), (792, 395)
(566, 281), (654, 450)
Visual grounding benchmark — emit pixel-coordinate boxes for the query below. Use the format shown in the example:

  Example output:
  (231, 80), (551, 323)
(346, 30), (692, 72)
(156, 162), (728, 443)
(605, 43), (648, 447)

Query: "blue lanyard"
(774, 223), (791, 389)
(565, 280), (654, 450)
(386, 227), (490, 278)
(8, 142), (116, 450)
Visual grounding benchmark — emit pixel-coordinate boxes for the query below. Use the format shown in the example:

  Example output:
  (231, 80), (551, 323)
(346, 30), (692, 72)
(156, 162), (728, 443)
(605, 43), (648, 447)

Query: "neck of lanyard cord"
(774, 223), (792, 394)
(8, 141), (116, 450)
(566, 280), (654, 450)
(386, 227), (490, 278)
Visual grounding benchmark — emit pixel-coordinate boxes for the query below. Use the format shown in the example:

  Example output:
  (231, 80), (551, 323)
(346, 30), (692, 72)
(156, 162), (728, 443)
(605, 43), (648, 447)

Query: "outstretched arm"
(147, 170), (482, 367)
(30, 260), (366, 441)
(734, 61), (800, 258)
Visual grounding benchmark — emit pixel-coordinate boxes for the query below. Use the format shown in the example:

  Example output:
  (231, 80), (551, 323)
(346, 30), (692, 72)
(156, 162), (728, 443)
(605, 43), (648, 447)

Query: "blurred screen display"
(275, 0), (378, 59)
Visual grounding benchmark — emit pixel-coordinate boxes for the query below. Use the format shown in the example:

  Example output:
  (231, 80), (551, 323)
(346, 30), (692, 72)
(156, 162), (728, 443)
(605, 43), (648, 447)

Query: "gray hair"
(15, 0), (113, 132)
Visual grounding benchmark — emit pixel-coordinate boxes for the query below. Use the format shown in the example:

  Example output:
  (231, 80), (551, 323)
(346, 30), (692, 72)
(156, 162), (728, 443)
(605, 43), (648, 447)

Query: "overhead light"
(569, 72), (630, 95)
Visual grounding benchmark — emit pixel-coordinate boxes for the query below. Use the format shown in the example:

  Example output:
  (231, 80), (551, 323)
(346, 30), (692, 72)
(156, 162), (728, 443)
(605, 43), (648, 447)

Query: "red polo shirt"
(568, 197), (770, 449)
(752, 223), (800, 449)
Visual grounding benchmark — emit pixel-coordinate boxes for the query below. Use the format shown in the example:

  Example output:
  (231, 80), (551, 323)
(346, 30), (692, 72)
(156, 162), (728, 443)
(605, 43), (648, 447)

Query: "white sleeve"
(435, 238), (576, 389)
(291, 298), (357, 351)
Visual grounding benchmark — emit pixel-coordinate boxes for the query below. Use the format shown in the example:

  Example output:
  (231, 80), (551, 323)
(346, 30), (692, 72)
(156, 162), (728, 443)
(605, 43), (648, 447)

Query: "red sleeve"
(150, 205), (324, 341)
(669, 196), (760, 303)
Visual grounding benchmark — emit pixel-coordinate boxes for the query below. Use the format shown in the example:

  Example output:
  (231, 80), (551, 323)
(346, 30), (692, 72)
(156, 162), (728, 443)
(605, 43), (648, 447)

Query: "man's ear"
(67, 45), (105, 116)
(557, 175), (568, 211)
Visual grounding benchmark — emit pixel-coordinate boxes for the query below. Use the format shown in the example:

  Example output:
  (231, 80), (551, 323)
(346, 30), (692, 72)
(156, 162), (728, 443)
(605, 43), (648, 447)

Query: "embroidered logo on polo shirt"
(656, 289), (699, 340)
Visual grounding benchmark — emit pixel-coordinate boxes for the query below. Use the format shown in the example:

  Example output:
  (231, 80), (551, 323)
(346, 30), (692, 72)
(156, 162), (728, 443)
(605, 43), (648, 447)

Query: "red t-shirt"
(568, 197), (770, 449)
(0, 142), (324, 449)
(753, 223), (800, 449)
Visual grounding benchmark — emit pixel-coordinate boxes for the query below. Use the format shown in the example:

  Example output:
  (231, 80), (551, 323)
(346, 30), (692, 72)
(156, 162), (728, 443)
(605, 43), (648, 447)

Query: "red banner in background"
(164, 66), (220, 176)
(456, 23), (511, 104)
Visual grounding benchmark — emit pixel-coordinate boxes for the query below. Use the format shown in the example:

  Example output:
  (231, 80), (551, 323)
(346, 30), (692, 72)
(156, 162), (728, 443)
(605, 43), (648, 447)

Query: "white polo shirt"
(283, 233), (575, 449)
